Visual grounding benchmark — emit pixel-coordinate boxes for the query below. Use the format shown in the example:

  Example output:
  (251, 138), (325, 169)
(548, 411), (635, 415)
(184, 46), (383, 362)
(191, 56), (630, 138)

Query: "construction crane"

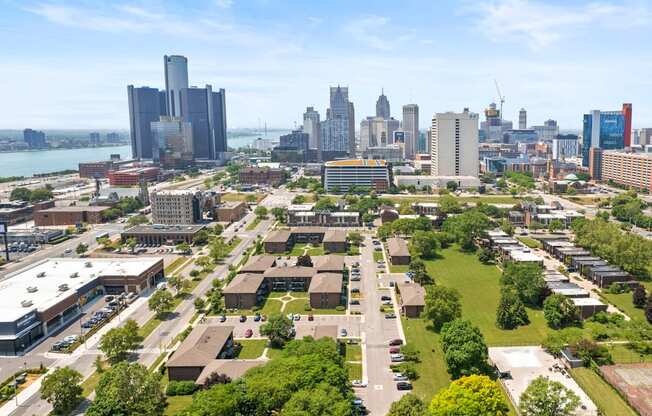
(494, 79), (505, 122)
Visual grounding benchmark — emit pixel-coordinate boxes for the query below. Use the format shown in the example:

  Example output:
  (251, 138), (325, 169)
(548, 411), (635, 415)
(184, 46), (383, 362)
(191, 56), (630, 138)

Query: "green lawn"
(221, 193), (266, 203)
(601, 292), (646, 321)
(402, 318), (450, 399)
(289, 244), (309, 256)
(307, 245), (326, 256)
(266, 346), (284, 359)
(347, 246), (361, 256)
(345, 344), (362, 362)
(226, 237), (242, 254)
(516, 236), (542, 249)
(570, 368), (637, 416)
(373, 250), (384, 262)
(282, 298), (310, 314)
(164, 395), (194, 416)
(424, 247), (550, 346)
(224, 296), (283, 316)
(164, 257), (189, 275)
(606, 343), (652, 364)
(390, 265), (409, 273)
(236, 339), (268, 359)
(345, 362), (362, 380)
(246, 217), (261, 231)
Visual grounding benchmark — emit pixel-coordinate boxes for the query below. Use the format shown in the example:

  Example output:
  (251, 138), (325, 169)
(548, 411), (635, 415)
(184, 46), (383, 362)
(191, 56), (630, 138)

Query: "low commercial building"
(121, 224), (207, 245)
(387, 237), (410, 265)
(397, 282), (425, 318)
(323, 159), (391, 193)
(411, 202), (440, 216)
(238, 166), (285, 186)
(78, 161), (115, 179)
(287, 211), (360, 227)
(263, 228), (348, 254)
(0, 200), (55, 225)
(5, 228), (64, 245)
(107, 166), (160, 186)
(215, 201), (247, 222)
(34, 206), (109, 226)
(0, 257), (163, 355)
(393, 175), (481, 191)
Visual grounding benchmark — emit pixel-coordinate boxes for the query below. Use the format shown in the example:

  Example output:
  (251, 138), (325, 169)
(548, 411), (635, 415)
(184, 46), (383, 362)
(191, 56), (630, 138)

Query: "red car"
(308, 314), (314, 321)
(388, 339), (403, 346)
(244, 329), (253, 338)
(389, 347), (401, 354)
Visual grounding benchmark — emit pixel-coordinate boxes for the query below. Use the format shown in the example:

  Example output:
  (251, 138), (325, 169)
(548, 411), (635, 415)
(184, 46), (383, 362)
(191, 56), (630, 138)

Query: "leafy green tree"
(255, 205), (268, 218)
(409, 231), (440, 259)
(347, 232), (363, 246)
(167, 275), (189, 294)
(260, 313), (295, 347)
(9, 187), (32, 201)
(633, 286), (647, 308)
(543, 294), (579, 329)
(271, 207), (287, 223)
(86, 362), (165, 416)
(194, 297), (206, 313)
(408, 259), (433, 286)
(291, 195), (306, 204)
(175, 241), (191, 254)
(148, 289), (174, 317)
(519, 376), (580, 416)
(209, 287), (224, 314)
(99, 320), (142, 363)
(30, 187), (54, 201)
(193, 230), (210, 246)
(127, 214), (149, 227)
(209, 237), (229, 261)
(500, 219), (514, 236)
(501, 262), (546, 306)
(571, 338), (613, 366)
(440, 319), (488, 378)
(446, 181), (458, 192)
(443, 210), (492, 250)
(477, 247), (495, 264)
(496, 286), (530, 329)
(438, 195), (461, 214)
(387, 394), (427, 416)
(314, 198), (337, 212)
(429, 375), (509, 416)
(75, 243), (88, 255)
(423, 286), (462, 330)
(279, 383), (354, 415)
(40, 367), (83, 415)
(548, 219), (564, 232)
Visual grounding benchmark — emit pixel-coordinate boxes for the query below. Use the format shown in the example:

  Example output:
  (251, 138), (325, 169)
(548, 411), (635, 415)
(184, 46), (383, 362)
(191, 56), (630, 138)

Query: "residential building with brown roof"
(239, 255), (277, 273)
(387, 237), (411, 265)
(323, 229), (348, 253)
(263, 228), (348, 254)
(396, 282), (426, 318)
(309, 273), (344, 308)
(223, 274), (266, 309)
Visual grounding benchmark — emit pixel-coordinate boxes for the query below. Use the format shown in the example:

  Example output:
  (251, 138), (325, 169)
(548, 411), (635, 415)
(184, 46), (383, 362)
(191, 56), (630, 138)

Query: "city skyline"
(1, 0), (651, 130)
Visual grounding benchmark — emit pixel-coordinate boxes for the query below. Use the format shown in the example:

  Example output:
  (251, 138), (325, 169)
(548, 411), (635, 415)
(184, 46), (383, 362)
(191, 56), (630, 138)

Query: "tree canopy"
(519, 376), (580, 416)
(440, 319), (488, 379)
(387, 394), (427, 416)
(260, 313), (295, 347)
(543, 294), (580, 329)
(40, 367), (83, 415)
(496, 286), (530, 329)
(500, 262), (546, 306)
(442, 210), (492, 250)
(423, 286), (462, 330)
(98, 319), (141, 363)
(429, 375), (509, 416)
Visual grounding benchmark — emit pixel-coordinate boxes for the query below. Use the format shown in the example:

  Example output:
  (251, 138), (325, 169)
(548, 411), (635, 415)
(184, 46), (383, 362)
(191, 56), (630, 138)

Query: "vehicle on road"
(254, 314), (261, 322)
(64, 248), (72, 254)
(388, 338), (403, 346)
(351, 380), (367, 388)
(382, 300), (392, 305)
(350, 276), (361, 282)
(385, 313), (397, 319)
(293, 314), (301, 321)
(219, 315), (227, 322)
(350, 299), (360, 305)
(239, 315), (247, 322)
(244, 329), (253, 338)
(308, 314), (314, 321)
(380, 295), (391, 301)
(339, 328), (348, 337)
(393, 373), (408, 381)
(390, 354), (404, 362)
(396, 381), (413, 390)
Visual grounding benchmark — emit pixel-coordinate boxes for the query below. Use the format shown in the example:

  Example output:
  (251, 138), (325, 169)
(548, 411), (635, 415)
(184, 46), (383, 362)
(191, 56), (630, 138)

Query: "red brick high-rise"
(622, 103), (632, 147)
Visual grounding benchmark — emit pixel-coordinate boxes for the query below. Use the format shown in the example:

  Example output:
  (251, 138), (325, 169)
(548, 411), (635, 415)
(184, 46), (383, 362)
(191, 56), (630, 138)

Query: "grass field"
(224, 296), (283, 316)
(570, 368), (637, 416)
(164, 257), (189, 275)
(236, 339), (268, 359)
(606, 344), (652, 364)
(390, 265), (409, 273)
(283, 299), (345, 315)
(601, 292), (646, 321)
(517, 236), (542, 249)
(425, 247), (550, 346)
(345, 344), (362, 362)
(221, 192), (266, 203)
(373, 250), (384, 262)
(246, 217), (261, 231)
(164, 395), (193, 416)
(345, 362), (362, 380)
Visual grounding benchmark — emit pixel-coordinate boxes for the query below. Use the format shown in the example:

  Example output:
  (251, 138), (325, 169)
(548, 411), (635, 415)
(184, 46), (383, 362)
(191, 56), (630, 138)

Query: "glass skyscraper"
(582, 110), (625, 166)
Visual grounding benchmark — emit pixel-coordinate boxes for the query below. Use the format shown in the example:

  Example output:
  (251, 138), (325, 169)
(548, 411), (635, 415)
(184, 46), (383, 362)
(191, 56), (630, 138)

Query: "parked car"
(393, 373), (408, 381)
(293, 314), (301, 321)
(239, 315), (247, 322)
(382, 300), (392, 305)
(308, 314), (314, 321)
(351, 288), (360, 293)
(351, 380), (367, 388)
(390, 354), (404, 362)
(339, 328), (348, 337)
(350, 299), (360, 305)
(244, 329), (253, 338)
(350, 276), (361, 282)
(219, 315), (227, 323)
(104, 295), (115, 302)
(388, 339), (403, 346)
(389, 347), (401, 354)
(381, 295), (391, 301)
(352, 398), (363, 407)
(254, 314), (261, 322)
(385, 313), (397, 319)
(396, 382), (413, 390)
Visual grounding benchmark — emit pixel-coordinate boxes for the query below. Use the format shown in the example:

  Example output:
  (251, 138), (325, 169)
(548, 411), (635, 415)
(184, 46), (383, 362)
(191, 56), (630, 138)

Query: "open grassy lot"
(570, 368), (637, 416)
(246, 217), (261, 231)
(517, 236), (542, 249)
(601, 292), (646, 321)
(224, 296), (283, 316)
(390, 265), (409, 273)
(345, 343), (362, 362)
(221, 192), (266, 203)
(164, 395), (193, 416)
(606, 343), (652, 364)
(423, 247), (550, 346)
(284, 299), (346, 315)
(236, 339), (268, 359)
(345, 362), (362, 380)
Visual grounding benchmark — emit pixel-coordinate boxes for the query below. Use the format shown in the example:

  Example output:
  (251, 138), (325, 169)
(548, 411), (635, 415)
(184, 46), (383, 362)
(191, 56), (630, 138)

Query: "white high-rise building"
(303, 107), (320, 151)
(164, 55), (189, 117)
(519, 108), (527, 129)
(359, 117), (400, 151)
(402, 104), (419, 159)
(431, 109), (479, 177)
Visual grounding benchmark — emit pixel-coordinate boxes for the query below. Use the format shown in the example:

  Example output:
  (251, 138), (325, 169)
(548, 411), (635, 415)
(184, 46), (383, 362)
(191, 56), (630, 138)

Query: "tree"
(440, 319), (488, 378)
(645, 292), (652, 324)
(409, 230), (440, 259)
(175, 242), (191, 254)
(296, 255), (313, 267)
(439, 195), (461, 214)
(86, 362), (165, 416)
(9, 187), (32, 201)
(543, 294), (579, 329)
(127, 214), (149, 227)
(271, 207), (286, 223)
(500, 219), (514, 236)
(443, 210), (492, 250)
(477, 247), (495, 264)
(291, 194), (306, 204)
(496, 286), (530, 329)
(148, 289), (174, 317)
(571, 338), (613, 366)
(255, 205), (268, 218)
(209, 237), (230, 261)
(429, 375), (508, 416)
(41, 367), (83, 415)
(259, 313), (294, 347)
(194, 297), (206, 313)
(408, 259), (433, 286)
(75, 243), (88, 255)
(387, 394), (427, 416)
(501, 262), (546, 306)
(633, 286), (647, 308)
(245, 194), (257, 203)
(193, 229), (210, 246)
(446, 181), (458, 192)
(423, 286), (462, 330)
(548, 219), (564, 233)
(201, 372), (231, 388)
(209, 287), (224, 314)
(280, 383), (354, 415)
(167, 275), (189, 294)
(519, 376), (580, 416)
(99, 320), (141, 363)
(347, 232), (363, 246)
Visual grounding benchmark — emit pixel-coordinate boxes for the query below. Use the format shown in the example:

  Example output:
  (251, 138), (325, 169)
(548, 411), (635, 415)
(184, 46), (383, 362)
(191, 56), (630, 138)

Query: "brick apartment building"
(34, 206), (109, 226)
(108, 167), (160, 186)
(238, 166), (286, 186)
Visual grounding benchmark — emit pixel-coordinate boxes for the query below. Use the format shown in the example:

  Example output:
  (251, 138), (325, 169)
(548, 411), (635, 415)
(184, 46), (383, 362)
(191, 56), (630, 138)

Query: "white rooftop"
(287, 204), (315, 212)
(552, 288), (589, 297)
(487, 230), (508, 237)
(331, 212), (360, 217)
(572, 297), (605, 306)
(509, 250), (544, 262)
(0, 258), (160, 322)
(412, 202), (440, 208)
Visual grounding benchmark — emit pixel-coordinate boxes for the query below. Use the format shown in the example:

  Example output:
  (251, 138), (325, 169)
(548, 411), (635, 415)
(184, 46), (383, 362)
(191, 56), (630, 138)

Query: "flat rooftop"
(39, 206), (107, 212)
(1, 258), (161, 322)
(325, 159), (387, 167)
(124, 224), (205, 234)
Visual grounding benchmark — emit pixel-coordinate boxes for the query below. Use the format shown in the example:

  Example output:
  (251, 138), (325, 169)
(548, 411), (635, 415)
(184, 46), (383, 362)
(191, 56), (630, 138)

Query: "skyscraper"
(164, 55), (189, 117)
(127, 85), (167, 159)
(89, 132), (100, 146)
(179, 85), (227, 160)
(622, 103), (632, 147)
(402, 104), (419, 159)
(151, 116), (194, 169)
(360, 117), (399, 151)
(519, 108), (527, 129)
(376, 89), (390, 119)
(321, 86), (354, 154)
(23, 129), (47, 149)
(581, 105), (631, 166)
(431, 109), (479, 177)
(303, 107), (320, 151)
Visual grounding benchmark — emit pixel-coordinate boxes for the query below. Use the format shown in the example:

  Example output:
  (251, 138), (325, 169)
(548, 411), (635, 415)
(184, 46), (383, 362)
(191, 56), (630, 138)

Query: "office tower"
(532, 119), (559, 142)
(127, 86), (166, 159)
(640, 128), (652, 146)
(402, 104), (419, 159)
(179, 85), (227, 160)
(106, 132), (120, 143)
(321, 86), (354, 154)
(151, 189), (202, 225)
(150, 116), (194, 169)
(519, 108), (527, 129)
(359, 117), (400, 151)
(303, 107), (321, 151)
(622, 103), (632, 147)
(431, 108), (479, 177)
(552, 134), (579, 160)
(89, 132), (100, 146)
(376, 89), (390, 119)
(323, 160), (391, 193)
(481, 102), (512, 142)
(279, 130), (309, 153)
(23, 129), (47, 149)
(581, 105), (630, 166)
(164, 55), (189, 117)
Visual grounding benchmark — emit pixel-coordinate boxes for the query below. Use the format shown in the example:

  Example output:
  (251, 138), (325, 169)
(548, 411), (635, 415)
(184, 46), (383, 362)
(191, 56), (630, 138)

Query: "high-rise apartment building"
(323, 160), (391, 193)
(594, 150), (652, 191)
(581, 105), (631, 166)
(321, 86), (355, 154)
(164, 55), (189, 117)
(552, 134), (579, 160)
(23, 129), (47, 149)
(179, 86), (227, 160)
(151, 116), (194, 169)
(402, 104), (419, 159)
(89, 132), (100, 146)
(431, 109), (479, 177)
(303, 107), (320, 151)
(376, 90), (390, 119)
(151, 189), (202, 225)
(127, 86), (167, 159)
(519, 108), (527, 129)
(639, 128), (652, 146)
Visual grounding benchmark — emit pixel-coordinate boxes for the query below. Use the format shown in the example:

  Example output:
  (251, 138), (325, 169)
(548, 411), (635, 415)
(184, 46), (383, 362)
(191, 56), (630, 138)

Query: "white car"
(390, 354), (404, 362)
(393, 373), (408, 381)
(351, 380), (368, 388)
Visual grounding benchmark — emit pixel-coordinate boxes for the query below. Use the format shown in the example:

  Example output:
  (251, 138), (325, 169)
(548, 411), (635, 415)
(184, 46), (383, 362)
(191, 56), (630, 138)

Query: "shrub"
(571, 339), (613, 366)
(189, 270), (200, 278)
(251, 306), (261, 312)
(335, 306), (345, 311)
(633, 286), (647, 308)
(166, 380), (197, 396)
(303, 304), (312, 311)
(396, 362), (418, 380)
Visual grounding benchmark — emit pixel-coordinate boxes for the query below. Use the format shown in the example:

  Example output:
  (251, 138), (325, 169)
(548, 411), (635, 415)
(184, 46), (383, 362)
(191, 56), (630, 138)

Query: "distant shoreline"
(0, 143), (129, 155)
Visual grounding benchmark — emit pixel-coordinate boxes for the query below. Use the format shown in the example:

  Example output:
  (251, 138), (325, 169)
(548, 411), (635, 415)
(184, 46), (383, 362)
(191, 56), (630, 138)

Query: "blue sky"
(1, 0), (651, 130)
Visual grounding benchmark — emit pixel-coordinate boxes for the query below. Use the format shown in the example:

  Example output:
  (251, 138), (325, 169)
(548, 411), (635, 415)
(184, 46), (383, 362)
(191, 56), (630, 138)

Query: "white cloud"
(344, 15), (393, 51)
(466, 0), (652, 49)
(215, 0), (233, 9)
